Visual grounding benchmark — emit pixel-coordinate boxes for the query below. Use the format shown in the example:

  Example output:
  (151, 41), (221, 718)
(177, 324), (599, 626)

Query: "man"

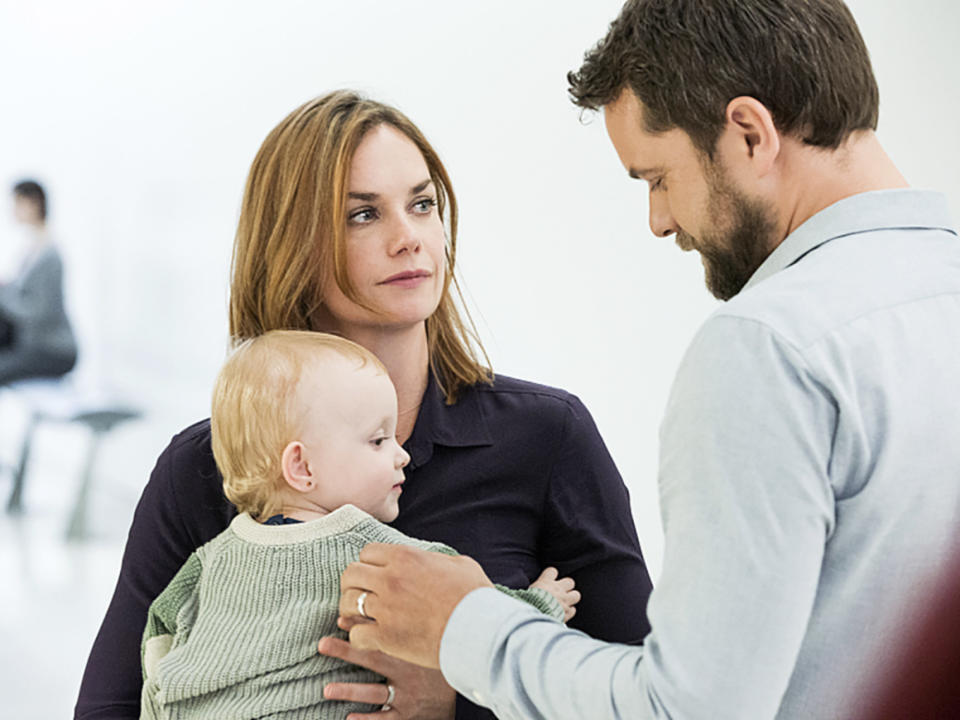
(336, 1), (960, 718)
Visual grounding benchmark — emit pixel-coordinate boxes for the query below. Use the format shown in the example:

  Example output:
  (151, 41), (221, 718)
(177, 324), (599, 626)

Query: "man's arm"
(340, 316), (835, 719)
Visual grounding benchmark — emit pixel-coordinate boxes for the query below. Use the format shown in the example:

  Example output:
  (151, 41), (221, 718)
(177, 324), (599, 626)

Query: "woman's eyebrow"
(410, 179), (433, 194)
(347, 179), (433, 201)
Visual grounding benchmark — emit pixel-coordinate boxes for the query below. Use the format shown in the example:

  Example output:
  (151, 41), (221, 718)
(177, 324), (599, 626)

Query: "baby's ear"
(281, 441), (314, 492)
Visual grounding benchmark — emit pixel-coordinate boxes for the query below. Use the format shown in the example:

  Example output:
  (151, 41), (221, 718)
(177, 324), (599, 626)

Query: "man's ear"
(281, 441), (315, 492)
(719, 96), (780, 177)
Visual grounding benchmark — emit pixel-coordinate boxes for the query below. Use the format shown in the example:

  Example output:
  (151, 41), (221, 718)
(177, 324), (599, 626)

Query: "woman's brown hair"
(229, 90), (490, 403)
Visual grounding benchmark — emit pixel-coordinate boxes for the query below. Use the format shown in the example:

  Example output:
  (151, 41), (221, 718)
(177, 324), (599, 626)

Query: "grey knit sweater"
(140, 504), (562, 719)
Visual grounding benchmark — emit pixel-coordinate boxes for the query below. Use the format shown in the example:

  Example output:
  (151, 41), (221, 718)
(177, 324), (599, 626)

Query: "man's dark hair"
(568, 0), (879, 155)
(13, 179), (47, 221)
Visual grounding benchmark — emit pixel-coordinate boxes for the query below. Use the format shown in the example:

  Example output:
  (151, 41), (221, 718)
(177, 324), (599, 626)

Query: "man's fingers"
(318, 635), (393, 676)
(323, 678), (392, 705)
(356, 542), (412, 565)
(341, 561), (383, 596)
(317, 636), (366, 665)
(344, 709), (399, 720)
(340, 587), (382, 621)
(349, 620), (384, 652)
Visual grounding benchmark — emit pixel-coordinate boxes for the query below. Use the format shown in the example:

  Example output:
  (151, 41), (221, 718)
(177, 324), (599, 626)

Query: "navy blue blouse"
(75, 373), (653, 719)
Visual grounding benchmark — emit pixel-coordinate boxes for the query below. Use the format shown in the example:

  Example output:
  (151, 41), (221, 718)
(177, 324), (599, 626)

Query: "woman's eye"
(349, 207), (377, 225)
(412, 197), (437, 214)
(650, 177), (665, 192)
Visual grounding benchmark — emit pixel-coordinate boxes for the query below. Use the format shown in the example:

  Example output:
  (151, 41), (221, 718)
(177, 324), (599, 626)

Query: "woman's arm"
(74, 421), (229, 720)
(539, 395), (654, 644)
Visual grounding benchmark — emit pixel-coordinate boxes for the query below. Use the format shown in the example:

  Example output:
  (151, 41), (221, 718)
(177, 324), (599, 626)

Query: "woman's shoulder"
(150, 418), (223, 505)
(473, 373), (589, 416)
(156, 418), (215, 469)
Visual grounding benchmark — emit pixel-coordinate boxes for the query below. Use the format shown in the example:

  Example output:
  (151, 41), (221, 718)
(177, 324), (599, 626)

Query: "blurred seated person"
(0, 180), (77, 383)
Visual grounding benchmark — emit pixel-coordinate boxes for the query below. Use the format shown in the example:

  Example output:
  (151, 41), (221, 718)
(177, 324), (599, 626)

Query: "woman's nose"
(388, 213), (421, 255)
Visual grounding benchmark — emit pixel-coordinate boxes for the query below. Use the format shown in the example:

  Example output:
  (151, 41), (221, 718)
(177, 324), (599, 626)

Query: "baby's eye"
(371, 436), (387, 447)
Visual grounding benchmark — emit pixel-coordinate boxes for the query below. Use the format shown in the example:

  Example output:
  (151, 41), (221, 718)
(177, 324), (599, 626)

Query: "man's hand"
(318, 637), (456, 720)
(339, 544), (494, 668)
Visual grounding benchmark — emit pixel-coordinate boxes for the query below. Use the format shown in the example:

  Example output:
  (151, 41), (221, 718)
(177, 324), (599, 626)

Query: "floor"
(0, 401), (157, 719)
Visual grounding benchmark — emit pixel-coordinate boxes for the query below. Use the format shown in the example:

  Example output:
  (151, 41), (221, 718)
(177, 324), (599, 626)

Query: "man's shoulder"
(711, 227), (960, 351)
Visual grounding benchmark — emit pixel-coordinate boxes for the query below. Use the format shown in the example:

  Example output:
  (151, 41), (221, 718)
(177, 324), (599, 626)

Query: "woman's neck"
(343, 324), (430, 445)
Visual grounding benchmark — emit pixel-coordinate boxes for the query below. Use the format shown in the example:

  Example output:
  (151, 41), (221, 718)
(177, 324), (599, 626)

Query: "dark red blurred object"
(859, 549), (960, 720)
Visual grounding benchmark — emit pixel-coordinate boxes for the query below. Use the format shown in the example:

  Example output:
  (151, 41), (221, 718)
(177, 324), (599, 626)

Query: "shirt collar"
(405, 371), (493, 469)
(743, 189), (957, 293)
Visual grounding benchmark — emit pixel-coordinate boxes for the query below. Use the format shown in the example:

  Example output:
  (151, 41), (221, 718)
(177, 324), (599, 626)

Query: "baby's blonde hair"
(211, 330), (386, 519)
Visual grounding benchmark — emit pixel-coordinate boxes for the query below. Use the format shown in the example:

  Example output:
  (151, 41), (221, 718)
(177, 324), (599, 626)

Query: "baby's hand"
(529, 566), (580, 622)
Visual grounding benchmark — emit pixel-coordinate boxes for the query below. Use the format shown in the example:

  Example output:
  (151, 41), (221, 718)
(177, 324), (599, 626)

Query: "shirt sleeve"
(439, 316), (836, 720)
(538, 394), (653, 643)
(75, 424), (226, 720)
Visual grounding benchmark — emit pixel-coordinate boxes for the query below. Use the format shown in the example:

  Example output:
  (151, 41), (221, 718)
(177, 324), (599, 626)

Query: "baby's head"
(211, 330), (409, 523)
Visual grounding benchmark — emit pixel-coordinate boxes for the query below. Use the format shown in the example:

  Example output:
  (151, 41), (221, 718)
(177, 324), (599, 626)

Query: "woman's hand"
(530, 566), (581, 622)
(318, 636), (456, 720)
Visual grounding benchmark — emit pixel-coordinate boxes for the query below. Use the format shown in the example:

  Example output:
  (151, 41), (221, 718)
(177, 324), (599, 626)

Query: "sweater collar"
(230, 504), (376, 545)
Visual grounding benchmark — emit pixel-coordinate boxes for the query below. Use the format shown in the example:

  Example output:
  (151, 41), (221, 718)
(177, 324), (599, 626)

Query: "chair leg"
(65, 428), (105, 541)
(6, 415), (39, 514)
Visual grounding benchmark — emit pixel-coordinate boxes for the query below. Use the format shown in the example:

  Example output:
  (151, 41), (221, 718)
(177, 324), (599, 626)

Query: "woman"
(75, 91), (653, 720)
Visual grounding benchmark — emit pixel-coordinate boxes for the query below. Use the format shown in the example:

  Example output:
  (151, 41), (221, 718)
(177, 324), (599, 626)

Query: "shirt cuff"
(439, 587), (542, 712)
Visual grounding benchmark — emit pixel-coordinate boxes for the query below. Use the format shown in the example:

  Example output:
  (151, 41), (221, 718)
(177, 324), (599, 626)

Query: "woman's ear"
(281, 441), (315, 492)
(719, 96), (781, 178)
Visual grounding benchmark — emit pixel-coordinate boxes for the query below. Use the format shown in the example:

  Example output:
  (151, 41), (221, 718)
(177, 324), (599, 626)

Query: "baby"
(140, 330), (579, 719)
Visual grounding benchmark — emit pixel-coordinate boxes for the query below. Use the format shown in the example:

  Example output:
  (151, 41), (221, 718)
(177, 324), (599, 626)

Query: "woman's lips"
(380, 270), (431, 288)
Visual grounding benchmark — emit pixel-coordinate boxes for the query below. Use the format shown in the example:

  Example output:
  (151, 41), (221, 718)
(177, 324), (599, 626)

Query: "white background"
(0, 2), (958, 712)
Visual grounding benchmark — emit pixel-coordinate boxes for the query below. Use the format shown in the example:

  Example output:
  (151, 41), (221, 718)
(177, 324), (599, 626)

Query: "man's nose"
(649, 192), (679, 238)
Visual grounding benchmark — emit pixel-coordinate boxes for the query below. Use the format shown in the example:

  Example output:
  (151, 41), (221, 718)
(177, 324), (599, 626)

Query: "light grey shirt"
(438, 190), (960, 720)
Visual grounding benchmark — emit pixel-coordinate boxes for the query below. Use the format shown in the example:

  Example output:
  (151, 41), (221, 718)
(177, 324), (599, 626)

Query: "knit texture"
(140, 504), (562, 719)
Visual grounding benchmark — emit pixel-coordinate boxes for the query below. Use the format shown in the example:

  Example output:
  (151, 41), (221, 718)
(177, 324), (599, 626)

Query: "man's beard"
(677, 164), (778, 301)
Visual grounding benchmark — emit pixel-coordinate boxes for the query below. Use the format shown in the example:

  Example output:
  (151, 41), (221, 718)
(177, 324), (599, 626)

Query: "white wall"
(0, 0), (958, 579)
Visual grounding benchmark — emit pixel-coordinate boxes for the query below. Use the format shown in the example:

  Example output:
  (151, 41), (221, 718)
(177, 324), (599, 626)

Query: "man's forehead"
(604, 90), (659, 168)
(603, 90), (695, 175)
(605, 87), (643, 119)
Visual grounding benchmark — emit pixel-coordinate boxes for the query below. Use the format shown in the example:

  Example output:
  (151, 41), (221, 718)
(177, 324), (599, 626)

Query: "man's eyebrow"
(347, 179), (434, 201)
(628, 166), (664, 180)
